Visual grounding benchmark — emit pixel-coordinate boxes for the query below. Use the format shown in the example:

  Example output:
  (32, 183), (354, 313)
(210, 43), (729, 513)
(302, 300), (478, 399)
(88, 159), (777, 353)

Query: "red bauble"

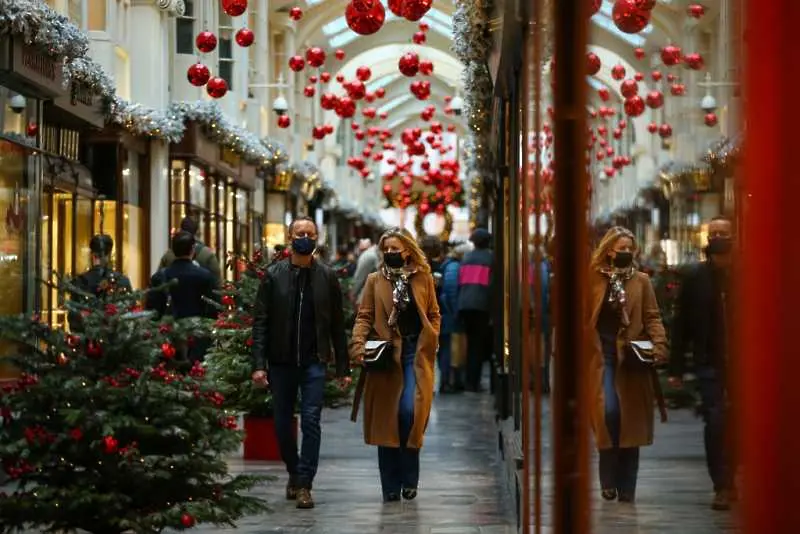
(419, 22), (430, 32)
(206, 77), (228, 98)
(634, 47), (645, 60)
(620, 79), (638, 98)
(324, 124), (334, 134)
(320, 71), (332, 82)
(335, 49), (346, 61)
(398, 52), (420, 76)
(660, 45), (682, 66)
(335, 73), (345, 82)
(103, 435), (118, 454)
(306, 47), (326, 68)
(412, 31), (426, 44)
(604, 167), (616, 178)
(345, 0), (386, 36)
(651, 70), (662, 82)
(658, 123), (673, 138)
(634, 71), (644, 81)
(389, 0), (432, 20)
(222, 0), (248, 17)
(320, 93), (338, 110)
(590, 0), (602, 16)
(611, 64), (626, 80)
(684, 52), (704, 70)
(347, 79), (367, 100)
(388, 0), (404, 16)
(704, 112), (718, 127)
(161, 342), (177, 359)
(362, 107), (377, 119)
(598, 87), (611, 101)
(312, 126), (326, 140)
(623, 95), (645, 117)
(303, 85), (316, 98)
(181, 514), (196, 528)
(289, 6), (303, 20)
(356, 65), (372, 81)
(645, 90), (664, 109)
(187, 63), (210, 87)
(419, 59), (434, 76)
(447, 124), (456, 132)
(277, 115), (291, 128)
(612, 128), (622, 140)
(195, 31), (217, 53)
(688, 3), (705, 18)
(26, 122), (38, 137)
(612, 0), (651, 34)
(309, 75), (319, 83)
(647, 121), (658, 134)
(670, 83), (686, 96)
(586, 52), (601, 76)
(86, 340), (103, 358)
(235, 28), (254, 47)
(288, 55), (305, 72)
(335, 96), (357, 118)
(634, 0), (656, 9)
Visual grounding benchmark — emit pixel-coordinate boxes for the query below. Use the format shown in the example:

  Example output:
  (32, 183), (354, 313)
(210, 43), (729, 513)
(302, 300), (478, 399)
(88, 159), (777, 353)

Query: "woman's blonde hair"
(590, 226), (638, 271)
(378, 227), (431, 273)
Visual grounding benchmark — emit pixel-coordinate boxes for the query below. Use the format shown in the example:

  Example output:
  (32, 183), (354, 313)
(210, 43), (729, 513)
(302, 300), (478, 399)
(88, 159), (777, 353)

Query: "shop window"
(225, 187), (235, 280)
(87, 0), (106, 31)
(67, 0), (83, 28)
(170, 160), (208, 242)
(176, 0), (195, 55)
(218, 10), (235, 90)
(122, 153), (145, 289)
(114, 47), (131, 101)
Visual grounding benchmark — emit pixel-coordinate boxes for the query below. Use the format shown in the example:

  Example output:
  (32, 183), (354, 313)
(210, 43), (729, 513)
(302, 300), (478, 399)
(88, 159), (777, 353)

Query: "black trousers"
(461, 310), (491, 390)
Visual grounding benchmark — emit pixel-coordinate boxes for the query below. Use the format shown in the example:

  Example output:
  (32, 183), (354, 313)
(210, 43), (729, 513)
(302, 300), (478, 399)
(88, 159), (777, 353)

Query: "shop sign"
(0, 37), (65, 98)
(53, 81), (104, 128)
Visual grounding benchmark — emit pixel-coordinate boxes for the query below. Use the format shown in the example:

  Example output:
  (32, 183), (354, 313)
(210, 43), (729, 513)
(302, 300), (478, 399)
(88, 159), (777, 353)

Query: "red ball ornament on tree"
(181, 514), (196, 528)
(303, 85), (316, 98)
(419, 59), (434, 76)
(634, 47), (645, 60)
(660, 45), (682, 66)
(398, 52), (420, 76)
(86, 340), (103, 358)
(195, 31), (217, 53)
(634, 0), (656, 9)
(611, 64), (626, 80)
(586, 52), (601, 76)
(277, 115), (291, 129)
(335, 49), (346, 61)
(412, 31), (426, 44)
(26, 122), (38, 137)
(335, 96), (357, 118)
(345, 0), (386, 36)
(161, 342), (177, 359)
(590, 0), (602, 16)
(658, 123), (673, 139)
(356, 65), (372, 82)
(305, 47), (326, 68)
(320, 71), (332, 83)
(684, 53), (704, 70)
(103, 435), (118, 454)
(235, 28), (255, 47)
(623, 95), (645, 117)
(312, 126), (326, 140)
(289, 6), (303, 21)
(645, 90), (664, 109)
(647, 121), (658, 134)
(704, 112), (718, 127)
(687, 3), (705, 18)
(222, 0), (248, 17)
(187, 63), (210, 87)
(620, 79), (638, 98)
(206, 77), (228, 98)
(612, 0), (651, 34)
(288, 55), (305, 72)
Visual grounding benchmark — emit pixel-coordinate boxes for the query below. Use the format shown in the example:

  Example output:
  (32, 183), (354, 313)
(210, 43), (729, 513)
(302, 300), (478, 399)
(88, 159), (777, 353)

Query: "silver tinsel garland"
(1, 0), (283, 168)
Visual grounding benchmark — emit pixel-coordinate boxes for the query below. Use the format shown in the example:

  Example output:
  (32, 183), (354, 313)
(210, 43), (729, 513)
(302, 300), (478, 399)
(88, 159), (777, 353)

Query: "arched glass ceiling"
(367, 73), (402, 91)
(323, 8), (452, 48)
(379, 94), (413, 113)
(595, 0), (653, 47)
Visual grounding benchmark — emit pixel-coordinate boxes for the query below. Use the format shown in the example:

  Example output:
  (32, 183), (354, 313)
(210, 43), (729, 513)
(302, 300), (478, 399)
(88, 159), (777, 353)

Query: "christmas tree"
(0, 278), (267, 533)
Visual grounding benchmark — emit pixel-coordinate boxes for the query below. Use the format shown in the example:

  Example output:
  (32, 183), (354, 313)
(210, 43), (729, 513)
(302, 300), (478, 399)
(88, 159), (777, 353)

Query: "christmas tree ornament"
(288, 55), (306, 72)
(586, 52), (601, 75)
(419, 21), (430, 32)
(161, 342), (177, 359)
(187, 63), (211, 87)
(598, 87), (611, 101)
(289, 6), (303, 20)
(375, 87), (386, 98)
(306, 47), (326, 68)
(612, 0), (651, 34)
(704, 112), (718, 127)
(670, 83), (686, 96)
(335, 73), (345, 82)
(26, 122), (38, 137)
(56, 353), (69, 365)
(335, 49), (346, 60)
(412, 31), (426, 44)
(103, 435), (118, 454)
(634, 71), (644, 81)
(623, 95), (645, 117)
(634, 0), (656, 9)
(345, 0), (386, 35)
(356, 65), (372, 81)
(235, 28), (255, 47)
(309, 75), (319, 83)
(398, 52), (420, 76)
(324, 124), (334, 134)
(419, 59), (434, 75)
(312, 126), (326, 140)
(645, 90), (664, 108)
(398, 0), (432, 20)
(277, 115), (291, 128)
(86, 340), (103, 358)
(347, 80), (367, 100)
(647, 122), (658, 134)
(634, 47), (645, 60)
(303, 85), (316, 98)
(687, 3), (705, 18)
(651, 70), (662, 81)
(684, 52), (704, 70)
(620, 79), (638, 98)
(195, 31), (217, 53)
(222, 0), (248, 17)
(590, 0), (602, 16)
(658, 123), (673, 138)
(660, 45), (682, 66)
(206, 77), (228, 98)
(320, 71), (332, 82)
(335, 96), (357, 118)
(320, 93), (339, 110)
(181, 514), (196, 528)
(611, 64), (626, 80)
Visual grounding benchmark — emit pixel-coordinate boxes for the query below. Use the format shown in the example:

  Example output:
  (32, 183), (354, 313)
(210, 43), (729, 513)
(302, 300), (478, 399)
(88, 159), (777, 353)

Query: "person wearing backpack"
(437, 243), (467, 393)
(159, 217), (222, 287)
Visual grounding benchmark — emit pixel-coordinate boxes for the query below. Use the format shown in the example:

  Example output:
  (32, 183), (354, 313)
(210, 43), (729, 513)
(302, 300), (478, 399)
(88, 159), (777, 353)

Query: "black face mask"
(292, 237), (316, 256)
(384, 252), (405, 269)
(611, 251), (633, 269)
(706, 237), (732, 255)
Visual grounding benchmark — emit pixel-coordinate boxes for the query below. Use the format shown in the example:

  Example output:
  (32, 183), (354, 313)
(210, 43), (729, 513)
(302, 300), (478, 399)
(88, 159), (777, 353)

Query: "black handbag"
(626, 340), (656, 366)
(363, 340), (392, 371)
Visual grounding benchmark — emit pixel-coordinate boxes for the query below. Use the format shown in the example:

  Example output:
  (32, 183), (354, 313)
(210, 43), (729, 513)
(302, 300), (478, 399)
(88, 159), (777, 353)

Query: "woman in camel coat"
(351, 228), (441, 503)
(588, 226), (667, 504)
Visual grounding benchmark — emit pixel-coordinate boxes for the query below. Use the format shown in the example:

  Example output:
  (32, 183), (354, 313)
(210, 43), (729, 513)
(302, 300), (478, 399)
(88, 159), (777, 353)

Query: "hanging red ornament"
(308, 75), (319, 83)
(335, 96), (357, 118)
(670, 83), (686, 96)
(335, 49), (346, 61)
(320, 93), (338, 110)
(206, 77), (228, 98)
(235, 28), (254, 47)
(634, 72), (644, 81)
(419, 59), (434, 76)
(612, 128), (623, 140)
(347, 79), (367, 100)
(289, 6), (303, 20)
(379, 110), (388, 119)
(634, 47), (645, 60)
(447, 124), (456, 132)
(647, 121), (658, 134)
(103, 435), (118, 454)
(221, 0), (248, 17)
(597, 87), (611, 101)
(335, 73), (345, 82)
(590, 0), (602, 16)
(345, 0), (386, 36)
(412, 31), (426, 44)
(277, 115), (291, 128)
(704, 112), (718, 127)
(666, 73), (677, 82)
(26, 122), (38, 137)
(586, 52), (601, 76)
(306, 47), (326, 68)
(651, 70), (662, 82)
(687, 3), (705, 18)
(634, 0), (656, 9)
(161, 342), (177, 359)
(356, 65), (372, 82)
(398, 52), (420, 76)
(312, 126), (326, 140)
(612, 0), (651, 34)
(324, 124), (334, 134)
(658, 123), (673, 138)
(320, 71), (332, 83)
(611, 64), (626, 80)
(645, 90), (664, 108)
(187, 63), (211, 87)
(604, 167), (616, 178)
(195, 31), (218, 53)
(620, 79), (638, 98)
(388, 0), (404, 16)
(684, 52), (704, 70)
(660, 45), (682, 66)
(288, 55), (305, 72)
(623, 95), (645, 117)
(303, 85), (316, 98)
(419, 21), (430, 32)
(181, 514), (196, 528)
(86, 340), (103, 358)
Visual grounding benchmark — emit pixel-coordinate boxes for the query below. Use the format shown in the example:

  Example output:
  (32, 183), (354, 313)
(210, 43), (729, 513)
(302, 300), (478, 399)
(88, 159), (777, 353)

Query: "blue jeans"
(598, 353), (640, 496)
(437, 333), (452, 388)
(697, 366), (731, 491)
(269, 362), (326, 489)
(378, 336), (420, 497)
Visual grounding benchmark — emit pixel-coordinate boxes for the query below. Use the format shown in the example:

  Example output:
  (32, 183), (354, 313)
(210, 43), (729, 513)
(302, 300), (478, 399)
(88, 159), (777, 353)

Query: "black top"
(68, 266), (132, 332)
(397, 288), (422, 337)
(288, 265), (318, 365)
(146, 259), (217, 320)
(596, 285), (621, 357)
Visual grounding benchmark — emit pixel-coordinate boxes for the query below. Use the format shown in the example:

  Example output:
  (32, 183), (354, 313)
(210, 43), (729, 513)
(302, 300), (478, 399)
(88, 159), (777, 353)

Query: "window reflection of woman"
(350, 228), (441, 503)
(588, 226), (667, 504)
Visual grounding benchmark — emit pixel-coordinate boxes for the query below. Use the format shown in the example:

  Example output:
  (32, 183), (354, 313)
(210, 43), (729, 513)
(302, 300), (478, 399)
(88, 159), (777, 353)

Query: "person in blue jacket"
(437, 244), (465, 393)
(530, 248), (552, 394)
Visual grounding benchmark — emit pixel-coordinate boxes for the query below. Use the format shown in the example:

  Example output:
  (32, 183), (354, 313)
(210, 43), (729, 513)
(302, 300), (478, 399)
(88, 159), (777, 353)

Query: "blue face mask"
(292, 237), (316, 256)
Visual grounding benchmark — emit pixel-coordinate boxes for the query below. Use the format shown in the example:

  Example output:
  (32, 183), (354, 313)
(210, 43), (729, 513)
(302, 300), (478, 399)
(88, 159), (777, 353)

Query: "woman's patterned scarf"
(381, 265), (417, 327)
(599, 266), (635, 326)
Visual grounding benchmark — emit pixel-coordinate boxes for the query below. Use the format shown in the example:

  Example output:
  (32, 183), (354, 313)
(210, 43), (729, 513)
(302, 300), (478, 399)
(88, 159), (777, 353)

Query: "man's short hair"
(419, 235), (443, 260)
(180, 217), (199, 236)
(89, 234), (114, 257)
(171, 231), (196, 257)
(289, 216), (317, 234)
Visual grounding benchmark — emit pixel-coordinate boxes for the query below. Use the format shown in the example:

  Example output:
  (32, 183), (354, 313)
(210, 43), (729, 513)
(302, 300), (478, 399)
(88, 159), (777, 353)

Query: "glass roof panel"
(380, 94), (412, 113)
(368, 74), (402, 91)
(306, 0), (325, 5)
(322, 17), (349, 36)
(323, 9), (452, 46)
(329, 31), (360, 48)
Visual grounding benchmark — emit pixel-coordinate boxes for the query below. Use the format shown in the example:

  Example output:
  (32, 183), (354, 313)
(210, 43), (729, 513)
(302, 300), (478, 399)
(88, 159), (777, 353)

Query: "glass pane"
(123, 151), (140, 206)
(170, 203), (185, 234)
(219, 60), (233, 91)
(67, 0), (83, 28)
(87, 0), (106, 31)
(189, 165), (206, 207)
(93, 200), (116, 263)
(171, 162), (186, 203)
(176, 18), (195, 55)
(123, 205), (145, 289)
(75, 197), (93, 275)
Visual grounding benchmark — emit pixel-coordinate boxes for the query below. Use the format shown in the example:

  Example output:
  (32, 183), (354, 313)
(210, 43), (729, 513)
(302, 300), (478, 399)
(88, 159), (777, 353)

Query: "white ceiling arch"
(331, 44), (463, 86)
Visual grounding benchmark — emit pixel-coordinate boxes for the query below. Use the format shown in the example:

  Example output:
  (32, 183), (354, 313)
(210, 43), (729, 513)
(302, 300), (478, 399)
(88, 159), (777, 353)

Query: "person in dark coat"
(159, 217), (222, 287)
(146, 231), (217, 362)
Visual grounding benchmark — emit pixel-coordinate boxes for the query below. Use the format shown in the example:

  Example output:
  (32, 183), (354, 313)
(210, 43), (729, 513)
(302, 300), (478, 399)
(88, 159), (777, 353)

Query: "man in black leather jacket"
(251, 217), (350, 510)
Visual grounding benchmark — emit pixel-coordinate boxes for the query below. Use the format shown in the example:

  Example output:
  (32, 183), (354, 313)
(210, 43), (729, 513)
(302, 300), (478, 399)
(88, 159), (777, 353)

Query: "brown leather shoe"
(296, 488), (315, 509)
(285, 481), (298, 501)
(712, 490), (731, 511)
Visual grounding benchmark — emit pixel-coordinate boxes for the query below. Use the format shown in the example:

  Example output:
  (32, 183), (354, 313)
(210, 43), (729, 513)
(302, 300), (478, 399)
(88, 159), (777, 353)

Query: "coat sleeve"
(350, 274), (376, 358)
(641, 274), (668, 362)
(669, 267), (692, 377)
(203, 250), (223, 288)
(328, 269), (350, 377)
(251, 272), (273, 371)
